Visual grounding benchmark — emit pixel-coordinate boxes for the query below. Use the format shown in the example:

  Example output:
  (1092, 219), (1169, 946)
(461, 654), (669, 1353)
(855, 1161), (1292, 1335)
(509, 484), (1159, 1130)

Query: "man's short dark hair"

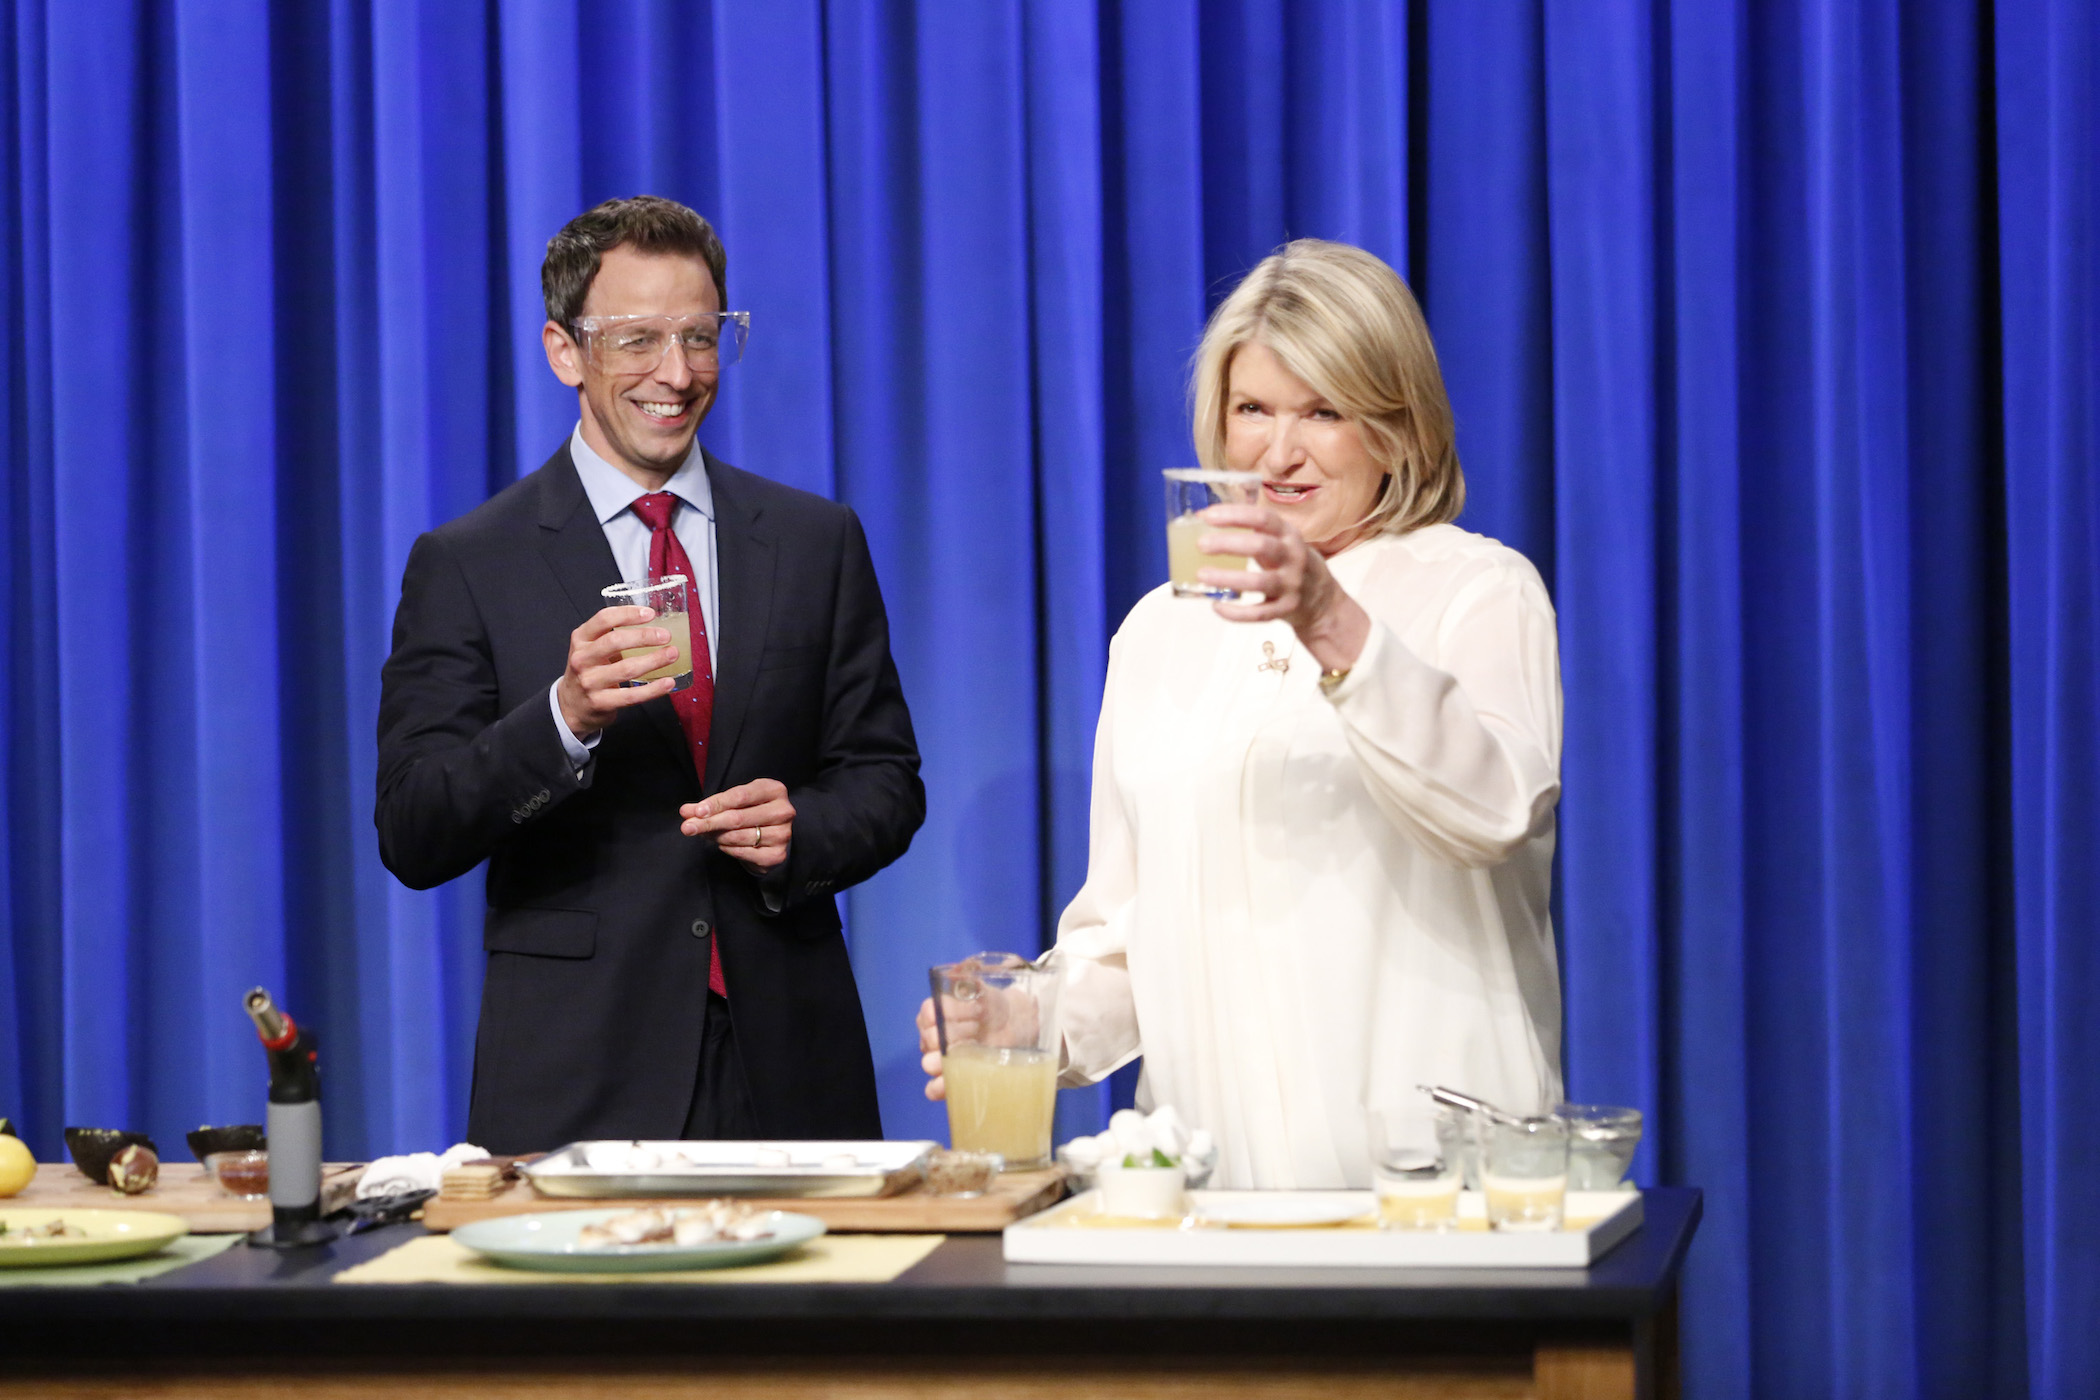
(542, 196), (728, 327)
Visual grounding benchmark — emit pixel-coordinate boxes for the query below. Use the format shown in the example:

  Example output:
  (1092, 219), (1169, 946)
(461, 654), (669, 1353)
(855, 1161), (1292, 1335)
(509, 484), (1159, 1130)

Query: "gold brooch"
(1258, 640), (1290, 674)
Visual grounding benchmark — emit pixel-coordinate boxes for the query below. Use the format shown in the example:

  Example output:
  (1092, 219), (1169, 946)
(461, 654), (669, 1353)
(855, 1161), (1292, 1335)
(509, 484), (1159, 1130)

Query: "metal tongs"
(1418, 1084), (1528, 1126)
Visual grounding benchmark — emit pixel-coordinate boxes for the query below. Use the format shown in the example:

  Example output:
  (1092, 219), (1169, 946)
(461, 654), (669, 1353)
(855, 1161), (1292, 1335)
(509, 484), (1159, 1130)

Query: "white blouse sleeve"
(1050, 635), (1144, 1086)
(1323, 558), (1562, 868)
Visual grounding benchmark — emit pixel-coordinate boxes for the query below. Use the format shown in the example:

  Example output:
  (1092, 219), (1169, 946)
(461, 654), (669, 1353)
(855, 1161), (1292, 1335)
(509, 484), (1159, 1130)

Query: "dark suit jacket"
(375, 444), (924, 1153)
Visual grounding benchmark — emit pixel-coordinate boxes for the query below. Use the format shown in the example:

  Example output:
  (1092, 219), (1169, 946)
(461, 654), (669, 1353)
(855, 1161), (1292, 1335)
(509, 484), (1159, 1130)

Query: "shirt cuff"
(548, 683), (601, 772)
(759, 846), (792, 914)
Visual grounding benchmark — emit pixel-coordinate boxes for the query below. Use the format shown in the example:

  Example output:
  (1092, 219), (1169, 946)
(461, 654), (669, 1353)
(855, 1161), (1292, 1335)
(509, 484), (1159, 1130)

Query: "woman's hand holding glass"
(916, 998), (956, 1101)
(1195, 503), (1371, 675)
(914, 972), (1044, 1104)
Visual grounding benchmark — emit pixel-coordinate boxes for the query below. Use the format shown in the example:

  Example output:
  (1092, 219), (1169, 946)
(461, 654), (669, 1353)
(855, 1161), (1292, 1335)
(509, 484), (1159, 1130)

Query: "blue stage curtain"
(1998, 0), (2100, 1391)
(2, 3), (2091, 1394)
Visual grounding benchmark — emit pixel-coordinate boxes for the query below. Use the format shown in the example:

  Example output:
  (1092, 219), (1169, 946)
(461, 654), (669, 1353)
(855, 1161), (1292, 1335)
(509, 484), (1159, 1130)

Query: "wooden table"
(0, 1187), (1700, 1400)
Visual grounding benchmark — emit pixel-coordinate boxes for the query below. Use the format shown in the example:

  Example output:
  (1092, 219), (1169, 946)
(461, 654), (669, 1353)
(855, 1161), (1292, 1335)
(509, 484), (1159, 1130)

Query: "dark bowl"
(186, 1124), (266, 1162)
(64, 1127), (160, 1185)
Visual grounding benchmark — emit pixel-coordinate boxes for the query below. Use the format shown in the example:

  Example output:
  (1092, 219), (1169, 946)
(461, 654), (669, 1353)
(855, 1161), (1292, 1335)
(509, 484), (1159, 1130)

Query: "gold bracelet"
(1319, 665), (1351, 695)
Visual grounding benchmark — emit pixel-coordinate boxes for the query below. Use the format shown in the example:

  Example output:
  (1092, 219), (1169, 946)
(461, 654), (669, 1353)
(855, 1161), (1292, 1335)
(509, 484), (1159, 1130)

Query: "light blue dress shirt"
(549, 426), (722, 768)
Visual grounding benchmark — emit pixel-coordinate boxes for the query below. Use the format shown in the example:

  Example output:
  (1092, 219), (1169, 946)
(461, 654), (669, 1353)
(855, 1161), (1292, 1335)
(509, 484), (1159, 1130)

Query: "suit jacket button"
(691, 919), (711, 938)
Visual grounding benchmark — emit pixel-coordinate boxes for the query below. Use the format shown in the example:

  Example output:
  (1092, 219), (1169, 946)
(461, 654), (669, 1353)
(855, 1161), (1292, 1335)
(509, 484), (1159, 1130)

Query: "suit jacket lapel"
(702, 451), (774, 794)
(535, 444), (690, 767)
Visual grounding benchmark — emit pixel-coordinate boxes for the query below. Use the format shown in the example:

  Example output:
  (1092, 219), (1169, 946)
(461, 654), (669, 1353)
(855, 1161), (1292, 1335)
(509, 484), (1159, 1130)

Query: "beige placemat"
(0, 1232), (241, 1287)
(334, 1232), (944, 1285)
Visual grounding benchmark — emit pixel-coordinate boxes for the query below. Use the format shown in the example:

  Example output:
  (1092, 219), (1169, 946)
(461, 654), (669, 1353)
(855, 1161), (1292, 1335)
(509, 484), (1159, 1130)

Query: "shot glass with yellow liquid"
(1367, 1107), (1465, 1231)
(1163, 468), (1262, 598)
(1482, 1115), (1570, 1232)
(929, 952), (1063, 1170)
(601, 574), (693, 691)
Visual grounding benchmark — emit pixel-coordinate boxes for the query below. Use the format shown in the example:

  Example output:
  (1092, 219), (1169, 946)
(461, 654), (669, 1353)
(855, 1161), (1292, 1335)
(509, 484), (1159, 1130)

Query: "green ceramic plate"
(0, 1208), (189, 1268)
(451, 1208), (825, 1273)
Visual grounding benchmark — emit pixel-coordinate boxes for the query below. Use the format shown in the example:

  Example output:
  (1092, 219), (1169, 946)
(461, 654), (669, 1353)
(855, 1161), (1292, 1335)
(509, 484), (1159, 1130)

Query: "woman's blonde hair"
(1191, 239), (1463, 538)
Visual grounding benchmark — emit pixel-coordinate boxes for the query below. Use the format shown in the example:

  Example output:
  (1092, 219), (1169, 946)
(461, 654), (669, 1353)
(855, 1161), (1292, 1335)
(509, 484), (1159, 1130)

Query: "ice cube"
(1146, 1105), (1189, 1155)
(1109, 1109), (1152, 1157)
(1063, 1137), (1104, 1169)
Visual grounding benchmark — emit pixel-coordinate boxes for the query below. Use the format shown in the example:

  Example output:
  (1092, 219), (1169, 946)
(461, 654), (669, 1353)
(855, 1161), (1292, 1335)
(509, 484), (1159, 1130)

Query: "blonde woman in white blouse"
(921, 240), (1564, 1190)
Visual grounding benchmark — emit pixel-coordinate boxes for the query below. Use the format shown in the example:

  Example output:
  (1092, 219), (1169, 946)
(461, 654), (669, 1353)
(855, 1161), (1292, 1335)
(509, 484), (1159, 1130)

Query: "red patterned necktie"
(628, 491), (726, 998)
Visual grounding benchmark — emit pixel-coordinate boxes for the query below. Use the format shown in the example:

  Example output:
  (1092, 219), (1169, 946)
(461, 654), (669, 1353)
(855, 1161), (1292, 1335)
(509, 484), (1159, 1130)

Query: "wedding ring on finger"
(753, 826), (765, 848)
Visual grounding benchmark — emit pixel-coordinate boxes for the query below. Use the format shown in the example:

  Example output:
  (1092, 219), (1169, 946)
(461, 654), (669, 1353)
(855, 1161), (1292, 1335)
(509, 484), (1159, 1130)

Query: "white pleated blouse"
(1054, 523), (1566, 1190)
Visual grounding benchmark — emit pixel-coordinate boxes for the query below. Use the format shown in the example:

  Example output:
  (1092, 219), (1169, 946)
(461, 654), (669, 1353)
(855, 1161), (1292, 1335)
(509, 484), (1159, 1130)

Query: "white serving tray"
(1003, 1189), (1643, 1268)
(525, 1140), (937, 1199)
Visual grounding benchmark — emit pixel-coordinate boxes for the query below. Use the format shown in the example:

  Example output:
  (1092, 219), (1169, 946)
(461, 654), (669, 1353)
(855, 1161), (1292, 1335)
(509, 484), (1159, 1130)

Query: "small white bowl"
(1096, 1161), (1189, 1219)
(1059, 1141), (1218, 1192)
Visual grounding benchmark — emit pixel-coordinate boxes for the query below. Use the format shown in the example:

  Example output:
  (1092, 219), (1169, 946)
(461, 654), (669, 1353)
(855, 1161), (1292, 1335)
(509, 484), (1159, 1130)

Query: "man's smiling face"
(547, 245), (721, 488)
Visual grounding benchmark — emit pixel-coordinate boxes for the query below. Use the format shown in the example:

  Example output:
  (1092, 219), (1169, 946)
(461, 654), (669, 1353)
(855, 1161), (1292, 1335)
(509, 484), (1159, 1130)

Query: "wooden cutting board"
(421, 1168), (1067, 1234)
(5, 1162), (366, 1233)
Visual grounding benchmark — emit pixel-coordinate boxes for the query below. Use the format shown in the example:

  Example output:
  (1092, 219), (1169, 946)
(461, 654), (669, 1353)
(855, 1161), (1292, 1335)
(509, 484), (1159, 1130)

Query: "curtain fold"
(2, 3), (2088, 1394)
(1543, 0), (1663, 1159)
(1662, 0), (1754, 1388)
(1997, 0), (2099, 1391)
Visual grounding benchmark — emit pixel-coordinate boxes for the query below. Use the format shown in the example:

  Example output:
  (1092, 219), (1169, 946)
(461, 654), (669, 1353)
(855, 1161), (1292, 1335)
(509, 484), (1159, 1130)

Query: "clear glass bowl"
(206, 1149), (269, 1199)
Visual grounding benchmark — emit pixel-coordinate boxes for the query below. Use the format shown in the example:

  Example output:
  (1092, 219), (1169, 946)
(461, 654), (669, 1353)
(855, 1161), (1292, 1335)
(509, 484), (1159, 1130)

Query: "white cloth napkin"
(355, 1142), (488, 1199)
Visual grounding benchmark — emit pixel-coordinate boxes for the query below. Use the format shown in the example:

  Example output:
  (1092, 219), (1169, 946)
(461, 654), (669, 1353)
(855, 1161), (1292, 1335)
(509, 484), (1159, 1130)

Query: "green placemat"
(0, 1231), (240, 1286)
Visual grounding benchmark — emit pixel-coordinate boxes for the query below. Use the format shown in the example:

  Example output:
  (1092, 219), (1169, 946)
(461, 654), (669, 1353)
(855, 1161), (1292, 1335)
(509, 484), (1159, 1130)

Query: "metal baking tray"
(523, 1140), (938, 1199)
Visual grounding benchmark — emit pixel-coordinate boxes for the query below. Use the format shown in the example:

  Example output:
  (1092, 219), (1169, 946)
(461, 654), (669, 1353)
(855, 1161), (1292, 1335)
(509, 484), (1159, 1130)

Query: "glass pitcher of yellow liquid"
(929, 952), (1064, 1170)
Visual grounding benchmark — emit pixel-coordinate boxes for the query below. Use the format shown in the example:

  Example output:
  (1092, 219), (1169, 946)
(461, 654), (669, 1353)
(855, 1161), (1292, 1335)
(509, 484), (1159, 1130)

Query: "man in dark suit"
(376, 196), (923, 1153)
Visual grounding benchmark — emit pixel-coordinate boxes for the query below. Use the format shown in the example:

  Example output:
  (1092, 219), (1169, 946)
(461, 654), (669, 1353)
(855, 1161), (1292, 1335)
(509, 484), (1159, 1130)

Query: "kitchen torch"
(243, 986), (338, 1247)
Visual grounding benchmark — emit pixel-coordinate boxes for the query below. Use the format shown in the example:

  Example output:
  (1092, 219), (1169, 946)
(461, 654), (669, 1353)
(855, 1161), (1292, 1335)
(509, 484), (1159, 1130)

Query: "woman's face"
(1222, 342), (1387, 555)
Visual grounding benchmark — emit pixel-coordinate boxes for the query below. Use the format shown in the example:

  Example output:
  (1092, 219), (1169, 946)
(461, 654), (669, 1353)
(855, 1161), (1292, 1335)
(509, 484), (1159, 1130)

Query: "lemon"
(0, 1133), (36, 1196)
